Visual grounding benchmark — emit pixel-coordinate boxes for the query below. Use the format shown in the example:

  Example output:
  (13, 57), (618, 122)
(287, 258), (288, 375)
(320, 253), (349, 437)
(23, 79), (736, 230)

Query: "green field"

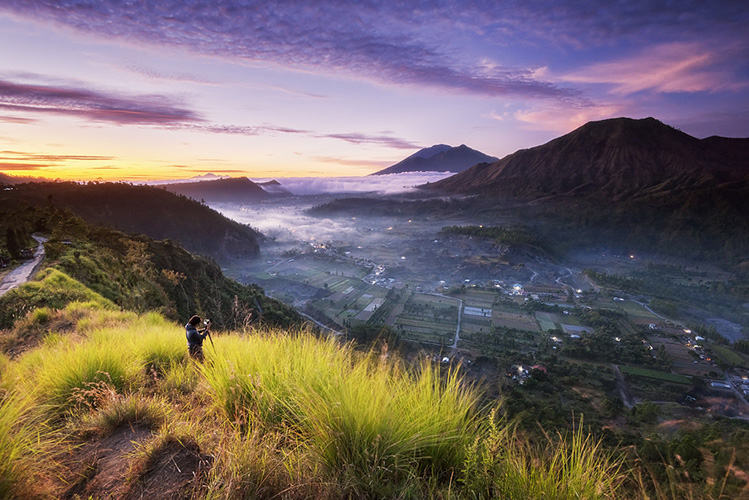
(709, 344), (749, 368)
(620, 366), (691, 384)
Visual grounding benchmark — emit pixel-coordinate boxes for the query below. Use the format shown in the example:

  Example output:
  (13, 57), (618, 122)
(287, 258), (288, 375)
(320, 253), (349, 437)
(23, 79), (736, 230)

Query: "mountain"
(161, 176), (270, 203)
(258, 179), (292, 197)
(370, 144), (498, 176)
(0, 172), (44, 185)
(0, 182), (262, 259)
(428, 117), (749, 200)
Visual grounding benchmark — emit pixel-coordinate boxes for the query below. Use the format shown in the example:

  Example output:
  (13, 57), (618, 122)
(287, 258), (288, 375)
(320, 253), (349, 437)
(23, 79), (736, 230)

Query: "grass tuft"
(202, 330), (480, 497)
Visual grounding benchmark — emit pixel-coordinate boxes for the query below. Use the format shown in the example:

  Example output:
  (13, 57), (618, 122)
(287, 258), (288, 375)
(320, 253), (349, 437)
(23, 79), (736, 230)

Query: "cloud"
(0, 150), (115, 162)
(316, 133), (420, 150)
(119, 64), (218, 85)
(562, 43), (747, 95)
(0, 1), (587, 102)
(0, 76), (420, 149)
(251, 171), (454, 195)
(315, 157), (392, 168)
(0, 79), (201, 125)
(513, 103), (623, 132)
(185, 168), (248, 174)
(0, 115), (37, 124)
(0, 162), (52, 170)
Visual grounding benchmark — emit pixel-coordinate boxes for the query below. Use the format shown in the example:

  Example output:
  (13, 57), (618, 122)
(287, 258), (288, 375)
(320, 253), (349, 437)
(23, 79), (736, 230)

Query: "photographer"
(186, 315), (211, 362)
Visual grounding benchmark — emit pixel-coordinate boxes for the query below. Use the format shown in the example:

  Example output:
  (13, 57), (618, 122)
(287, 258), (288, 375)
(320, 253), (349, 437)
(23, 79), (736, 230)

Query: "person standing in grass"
(186, 315), (210, 362)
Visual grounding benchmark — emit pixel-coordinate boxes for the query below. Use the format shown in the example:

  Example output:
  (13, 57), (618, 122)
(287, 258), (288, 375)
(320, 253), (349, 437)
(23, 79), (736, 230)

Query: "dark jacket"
(186, 323), (208, 348)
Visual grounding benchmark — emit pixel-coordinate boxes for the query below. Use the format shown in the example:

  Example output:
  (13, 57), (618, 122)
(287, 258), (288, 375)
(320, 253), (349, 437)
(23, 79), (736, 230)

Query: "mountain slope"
(429, 117), (748, 200)
(371, 144), (498, 175)
(0, 182), (262, 259)
(258, 179), (292, 197)
(161, 176), (270, 203)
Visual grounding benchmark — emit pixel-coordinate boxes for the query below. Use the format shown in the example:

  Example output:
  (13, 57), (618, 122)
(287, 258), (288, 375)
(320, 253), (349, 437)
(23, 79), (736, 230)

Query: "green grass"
(0, 392), (46, 498)
(620, 366), (691, 384)
(0, 268), (116, 328)
(463, 411), (625, 499)
(0, 298), (646, 499)
(200, 331), (482, 495)
(709, 344), (748, 368)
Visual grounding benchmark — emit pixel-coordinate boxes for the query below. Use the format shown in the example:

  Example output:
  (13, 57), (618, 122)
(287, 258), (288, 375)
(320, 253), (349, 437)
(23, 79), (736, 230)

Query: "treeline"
(526, 188), (749, 273)
(0, 181), (261, 259)
(441, 224), (545, 249)
(0, 206), (299, 330)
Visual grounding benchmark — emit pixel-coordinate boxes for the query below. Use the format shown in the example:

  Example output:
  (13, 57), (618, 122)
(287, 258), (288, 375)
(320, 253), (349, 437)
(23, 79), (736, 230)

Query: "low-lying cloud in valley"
(253, 171), (454, 196)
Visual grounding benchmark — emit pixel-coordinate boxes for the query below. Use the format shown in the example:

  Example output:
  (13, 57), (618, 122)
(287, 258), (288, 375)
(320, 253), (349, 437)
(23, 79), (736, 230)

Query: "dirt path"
(0, 235), (47, 297)
(612, 364), (635, 409)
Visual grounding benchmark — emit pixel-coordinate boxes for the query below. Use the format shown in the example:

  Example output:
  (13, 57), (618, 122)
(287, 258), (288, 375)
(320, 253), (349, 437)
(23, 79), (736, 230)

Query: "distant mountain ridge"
(0, 182), (262, 259)
(162, 176), (270, 203)
(371, 144), (497, 176)
(428, 117), (749, 200)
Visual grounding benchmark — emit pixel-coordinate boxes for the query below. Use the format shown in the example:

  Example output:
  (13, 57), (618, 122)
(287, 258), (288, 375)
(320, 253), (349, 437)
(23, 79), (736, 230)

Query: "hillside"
(0, 181), (262, 259)
(0, 208), (299, 340)
(426, 118), (749, 266)
(2, 260), (748, 498)
(258, 179), (292, 197)
(371, 144), (498, 175)
(429, 117), (748, 199)
(161, 176), (271, 203)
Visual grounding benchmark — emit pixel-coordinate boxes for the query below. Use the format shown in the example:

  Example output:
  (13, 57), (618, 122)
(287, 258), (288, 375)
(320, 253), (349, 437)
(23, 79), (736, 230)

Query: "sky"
(0, 0), (747, 181)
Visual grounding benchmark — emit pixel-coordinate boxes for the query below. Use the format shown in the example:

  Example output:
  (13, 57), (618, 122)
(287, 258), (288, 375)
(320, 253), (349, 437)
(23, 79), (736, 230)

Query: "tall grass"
(4, 306), (186, 418)
(201, 331), (481, 496)
(0, 391), (49, 498)
(1, 301), (637, 499)
(462, 409), (625, 499)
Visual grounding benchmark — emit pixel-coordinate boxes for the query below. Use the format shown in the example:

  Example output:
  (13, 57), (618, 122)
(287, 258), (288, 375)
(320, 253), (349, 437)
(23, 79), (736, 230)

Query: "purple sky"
(0, 0), (747, 180)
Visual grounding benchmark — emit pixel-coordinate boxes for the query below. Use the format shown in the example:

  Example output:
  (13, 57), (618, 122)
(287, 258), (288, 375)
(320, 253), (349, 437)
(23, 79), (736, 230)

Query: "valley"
(216, 194), (749, 425)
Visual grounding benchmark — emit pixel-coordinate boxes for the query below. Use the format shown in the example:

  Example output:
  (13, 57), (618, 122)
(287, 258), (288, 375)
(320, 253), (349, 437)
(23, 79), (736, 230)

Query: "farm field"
(709, 344), (749, 368)
(394, 293), (460, 344)
(620, 365), (691, 385)
(649, 336), (715, 377)
(493, 310), (539, 332)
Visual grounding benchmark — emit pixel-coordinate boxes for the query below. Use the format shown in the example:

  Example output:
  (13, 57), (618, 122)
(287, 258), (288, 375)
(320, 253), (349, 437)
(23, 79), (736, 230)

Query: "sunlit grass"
(0, 300), (638, 499)
(201, 331), (481, 496)
(0, 391), (49, 498)
(463, 409), (625, 499)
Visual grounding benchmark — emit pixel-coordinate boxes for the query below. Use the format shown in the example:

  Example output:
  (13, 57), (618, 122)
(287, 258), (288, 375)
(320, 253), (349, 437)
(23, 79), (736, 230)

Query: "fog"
(251, 171), (453, 195)
(214, 195), (431, 250)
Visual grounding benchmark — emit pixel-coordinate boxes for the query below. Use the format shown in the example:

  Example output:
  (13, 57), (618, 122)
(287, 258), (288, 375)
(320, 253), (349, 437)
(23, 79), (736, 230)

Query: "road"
(426, 292), (463, 355)
(0, 235), (47, 297)
(630, 299), (667, 320)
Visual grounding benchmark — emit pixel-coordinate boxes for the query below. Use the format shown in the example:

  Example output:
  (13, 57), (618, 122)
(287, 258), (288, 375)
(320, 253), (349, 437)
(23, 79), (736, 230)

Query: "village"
(226, 225), (749, 422)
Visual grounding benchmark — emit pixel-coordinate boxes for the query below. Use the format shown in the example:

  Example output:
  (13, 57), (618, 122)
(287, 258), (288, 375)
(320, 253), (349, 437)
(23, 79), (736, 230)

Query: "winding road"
(0, 235), (47, 297)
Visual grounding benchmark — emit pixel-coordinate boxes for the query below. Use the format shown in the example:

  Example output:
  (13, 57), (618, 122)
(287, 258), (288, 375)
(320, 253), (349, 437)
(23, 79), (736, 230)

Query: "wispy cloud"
(119, 64), (218, 85)
(513, 103), (623, 132)
(0, 151), (115, 162)
(562, 43), (747, 95)
(0, 1), (587, 102)
(0, 76), (420, 150)
(315, 157), (392, 168)
(0, 79), (201, 125)
(316, 133), (420, 150)
(0, 162), (52, 170)
(0, 115), (36, 124)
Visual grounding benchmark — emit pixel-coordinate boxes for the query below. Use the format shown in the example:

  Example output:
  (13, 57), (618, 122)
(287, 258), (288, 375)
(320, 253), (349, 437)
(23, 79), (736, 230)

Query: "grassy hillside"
(0, 207), (299, 337)
(0, 181), (262, 259)
(0, 291), (626, 499)
(0, 272), (746, 498)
